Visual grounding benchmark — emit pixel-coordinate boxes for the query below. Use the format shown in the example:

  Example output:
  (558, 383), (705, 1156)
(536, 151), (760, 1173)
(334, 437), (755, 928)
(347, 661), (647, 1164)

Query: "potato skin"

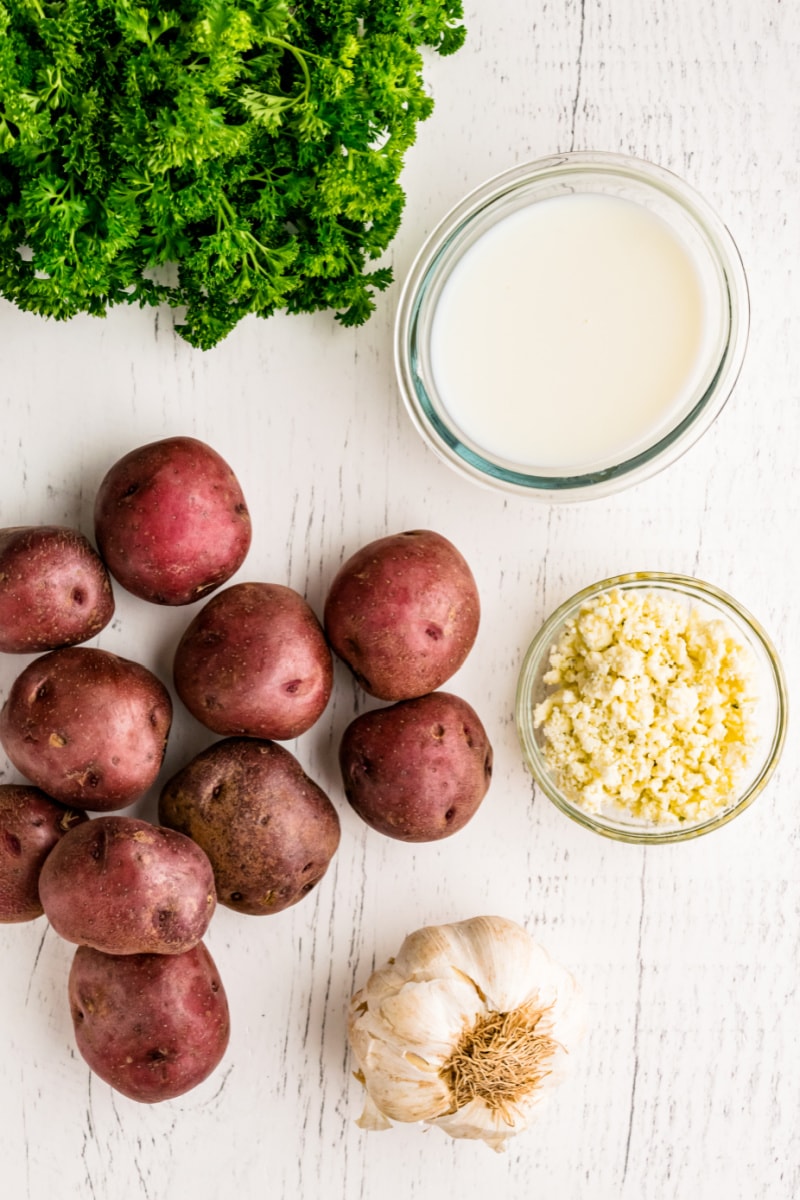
(339, 691), (493, 842)
(39, 816), (216, 954)
(173, 582), (333, 741)
(159, 737), (340, 915)
(69, 941), (230, 1103)
(0, 647), (172, 811)
(323, 529), (480, 701)
(94, 436), (251, 605)
(0, 784), (88, 923)
(0, 526), (115, 653)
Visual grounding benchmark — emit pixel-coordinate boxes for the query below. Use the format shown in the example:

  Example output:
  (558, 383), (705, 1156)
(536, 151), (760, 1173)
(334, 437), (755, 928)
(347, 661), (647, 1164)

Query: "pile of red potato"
(0, 436), (493, 1103)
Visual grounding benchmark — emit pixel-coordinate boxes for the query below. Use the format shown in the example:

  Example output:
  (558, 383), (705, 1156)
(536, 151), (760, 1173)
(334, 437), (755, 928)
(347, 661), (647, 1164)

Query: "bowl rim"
(394, 150), (751, 502)
(515, 571), (789, 843)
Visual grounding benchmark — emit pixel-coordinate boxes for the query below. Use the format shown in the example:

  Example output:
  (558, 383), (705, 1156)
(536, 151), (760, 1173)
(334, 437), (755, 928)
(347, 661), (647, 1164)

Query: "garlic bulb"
(348, 915), (585, 1152)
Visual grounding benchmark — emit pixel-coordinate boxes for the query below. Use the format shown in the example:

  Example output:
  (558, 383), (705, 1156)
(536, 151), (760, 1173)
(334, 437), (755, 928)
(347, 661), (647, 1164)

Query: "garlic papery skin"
(347, 915), (585, 1151)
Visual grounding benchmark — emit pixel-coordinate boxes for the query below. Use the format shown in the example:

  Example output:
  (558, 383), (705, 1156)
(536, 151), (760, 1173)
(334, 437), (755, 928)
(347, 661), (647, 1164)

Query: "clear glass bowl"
(515, 573), (787, 843)
(394, 152), (749, 501)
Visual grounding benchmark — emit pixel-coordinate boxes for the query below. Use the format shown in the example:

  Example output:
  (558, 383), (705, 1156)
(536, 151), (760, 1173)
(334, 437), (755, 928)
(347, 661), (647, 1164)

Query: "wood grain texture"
(2, 1), (800, 1197)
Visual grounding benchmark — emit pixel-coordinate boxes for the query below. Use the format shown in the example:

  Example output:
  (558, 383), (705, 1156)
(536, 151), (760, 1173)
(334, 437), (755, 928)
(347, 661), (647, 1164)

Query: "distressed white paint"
(1, 2), (799, 1198)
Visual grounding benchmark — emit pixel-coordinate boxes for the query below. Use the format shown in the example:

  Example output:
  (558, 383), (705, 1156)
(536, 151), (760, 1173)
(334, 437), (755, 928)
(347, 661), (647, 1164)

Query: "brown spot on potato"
(425, 624), (443, 641)
(283, 679), (302, 694)
(444, 808), (457, 823)
(432, 724), (446, 739)
(71, 588), (86, 606)
(49, 731), (68, 748)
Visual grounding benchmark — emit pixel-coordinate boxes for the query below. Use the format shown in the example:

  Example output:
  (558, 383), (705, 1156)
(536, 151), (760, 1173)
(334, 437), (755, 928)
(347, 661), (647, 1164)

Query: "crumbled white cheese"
(532, 587), (760, 825)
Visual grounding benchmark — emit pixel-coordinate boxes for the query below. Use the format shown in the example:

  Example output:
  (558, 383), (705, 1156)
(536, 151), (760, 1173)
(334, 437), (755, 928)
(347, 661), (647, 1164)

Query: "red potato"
(94, 436), (251, 605)
(0, 784), (88, 923)
(0, 525), (114, 653)
(323, 529), (480, 701)
(339, 691), (493, 842)
(159, 738), (340, 915)
(173, 582), (333, 740)
(39, 816), (216, 954)
(69, 941), (230, 1103)
(0, 647), (172, 811)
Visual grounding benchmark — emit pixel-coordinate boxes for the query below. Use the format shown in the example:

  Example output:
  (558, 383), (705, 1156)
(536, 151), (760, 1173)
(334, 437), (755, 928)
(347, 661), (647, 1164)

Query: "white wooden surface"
(1, 2), (799, 1197)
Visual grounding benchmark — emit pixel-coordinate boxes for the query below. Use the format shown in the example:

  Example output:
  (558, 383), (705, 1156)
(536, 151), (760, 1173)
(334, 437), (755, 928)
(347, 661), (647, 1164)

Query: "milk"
(429, 192), (712, 471)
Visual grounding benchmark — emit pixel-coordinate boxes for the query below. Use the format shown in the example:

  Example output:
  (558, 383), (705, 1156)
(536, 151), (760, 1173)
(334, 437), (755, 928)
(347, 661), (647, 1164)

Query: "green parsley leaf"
(0, 0), (465, 347)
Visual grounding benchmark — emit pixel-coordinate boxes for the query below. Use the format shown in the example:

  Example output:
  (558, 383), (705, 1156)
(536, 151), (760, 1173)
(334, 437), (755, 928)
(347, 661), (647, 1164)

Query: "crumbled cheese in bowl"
(532, 587), (760, 825)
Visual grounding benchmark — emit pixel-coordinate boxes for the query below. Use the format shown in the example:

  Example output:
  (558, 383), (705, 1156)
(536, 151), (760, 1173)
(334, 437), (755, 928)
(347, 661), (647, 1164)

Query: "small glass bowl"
(395, 152), (749, 501)
(515, 573), (787, 843)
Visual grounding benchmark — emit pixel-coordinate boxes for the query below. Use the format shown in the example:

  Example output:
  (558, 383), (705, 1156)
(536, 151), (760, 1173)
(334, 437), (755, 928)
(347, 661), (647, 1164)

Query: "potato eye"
(3, 832), (22, 857)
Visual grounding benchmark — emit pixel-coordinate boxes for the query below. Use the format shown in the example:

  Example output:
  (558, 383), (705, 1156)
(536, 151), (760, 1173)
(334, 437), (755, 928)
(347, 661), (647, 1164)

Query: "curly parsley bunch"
(0, 0), (464, 348)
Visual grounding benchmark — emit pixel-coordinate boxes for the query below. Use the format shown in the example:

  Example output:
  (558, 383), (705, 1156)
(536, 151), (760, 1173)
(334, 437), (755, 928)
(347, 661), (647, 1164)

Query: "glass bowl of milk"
(514, 572), (788, 843)
(395, 153), (749, 500)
